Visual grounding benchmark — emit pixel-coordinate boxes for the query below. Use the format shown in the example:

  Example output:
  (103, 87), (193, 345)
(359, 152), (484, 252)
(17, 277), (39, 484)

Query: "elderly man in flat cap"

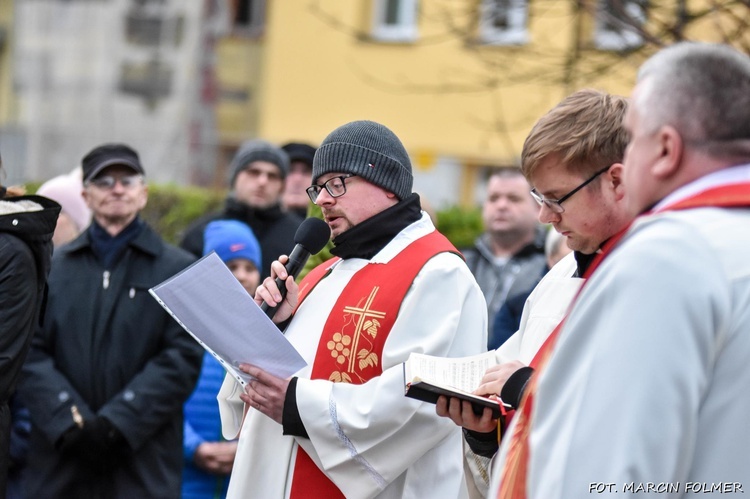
(19, 143), (203, 498)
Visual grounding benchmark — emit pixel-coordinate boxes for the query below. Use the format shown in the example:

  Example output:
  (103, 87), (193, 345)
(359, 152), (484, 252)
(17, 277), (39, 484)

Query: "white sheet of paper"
(149, 252), (306, 385)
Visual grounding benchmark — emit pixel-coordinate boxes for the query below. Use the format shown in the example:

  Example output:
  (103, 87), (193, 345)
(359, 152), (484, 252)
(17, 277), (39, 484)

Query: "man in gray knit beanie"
(179, 138), (302, 278)
(231, 119), (486, 498)
(228, 139), (290, 187)
(312, 120), (413, 201)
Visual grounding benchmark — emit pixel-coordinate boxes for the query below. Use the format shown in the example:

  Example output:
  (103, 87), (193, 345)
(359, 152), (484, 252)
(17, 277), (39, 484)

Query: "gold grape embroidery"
(328, 287), (385, 384)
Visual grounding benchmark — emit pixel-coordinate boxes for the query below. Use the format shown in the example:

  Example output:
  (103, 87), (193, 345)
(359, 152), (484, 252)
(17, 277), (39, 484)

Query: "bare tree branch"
(307, 0), (750, 143)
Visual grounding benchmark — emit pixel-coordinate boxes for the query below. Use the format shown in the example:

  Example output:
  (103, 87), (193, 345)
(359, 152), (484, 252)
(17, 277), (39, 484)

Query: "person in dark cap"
(18, 143), (203, 498)
(180, 139), (303, 278)
(218, 120), (487, 498)
(281, 142), (317, 218)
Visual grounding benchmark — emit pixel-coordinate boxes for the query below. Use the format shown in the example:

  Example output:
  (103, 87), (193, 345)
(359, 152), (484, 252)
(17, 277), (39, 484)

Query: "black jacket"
(0, 195), (59, 495)
(179, 197), (303, 279)
(461, 228), (547, 336)
(19, 222), (203, 499)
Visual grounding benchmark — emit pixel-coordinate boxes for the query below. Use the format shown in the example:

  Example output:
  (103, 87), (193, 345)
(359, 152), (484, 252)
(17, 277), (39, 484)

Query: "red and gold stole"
(497, 181), (750, 499)
(288, 230), (460, 498)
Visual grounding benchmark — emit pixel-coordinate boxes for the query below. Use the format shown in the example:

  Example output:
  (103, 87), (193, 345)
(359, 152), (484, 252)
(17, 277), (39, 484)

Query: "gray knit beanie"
(228, 139), (290, 187)
(312, 120), (413, 200)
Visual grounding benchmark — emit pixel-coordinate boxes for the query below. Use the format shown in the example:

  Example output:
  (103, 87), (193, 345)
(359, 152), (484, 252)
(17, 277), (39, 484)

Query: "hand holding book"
(403, 351), (511, 419)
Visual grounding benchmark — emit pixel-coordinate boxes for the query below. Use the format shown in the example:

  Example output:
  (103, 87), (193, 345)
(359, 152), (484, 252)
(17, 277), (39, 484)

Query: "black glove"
(463, 427), (500, 458)
(58, 417), (129, 472)
(501, 366), (535, 410)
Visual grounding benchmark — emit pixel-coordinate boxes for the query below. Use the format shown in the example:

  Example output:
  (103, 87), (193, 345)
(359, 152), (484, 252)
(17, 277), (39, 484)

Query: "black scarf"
(573, 250), (597, 278)
(330, 193), (422, 260)
(223, 198), (297, 237)
(89, 217), (144, 269)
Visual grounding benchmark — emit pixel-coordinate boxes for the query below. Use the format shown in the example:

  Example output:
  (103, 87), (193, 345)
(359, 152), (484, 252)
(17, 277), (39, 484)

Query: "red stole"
(498, 181), (750, 499)
(288, 230), (460, 498)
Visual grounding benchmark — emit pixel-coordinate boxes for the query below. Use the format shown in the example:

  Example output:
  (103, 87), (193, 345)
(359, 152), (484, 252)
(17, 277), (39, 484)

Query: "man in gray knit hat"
(218, 120), (487, 498)
(179, 139), (303, 278)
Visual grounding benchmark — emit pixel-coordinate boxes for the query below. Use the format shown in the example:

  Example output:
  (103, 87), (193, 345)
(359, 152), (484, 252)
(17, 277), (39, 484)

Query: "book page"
(150, 252), (307, 386)
(405, 351), (498, 393)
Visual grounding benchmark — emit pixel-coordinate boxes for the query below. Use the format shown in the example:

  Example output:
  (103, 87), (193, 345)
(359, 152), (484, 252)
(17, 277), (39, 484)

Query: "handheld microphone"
(260, 217), (330, 318)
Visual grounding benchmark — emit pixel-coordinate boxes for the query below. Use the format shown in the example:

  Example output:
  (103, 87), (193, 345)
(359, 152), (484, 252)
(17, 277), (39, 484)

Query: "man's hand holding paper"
(238, 364), (290, 425)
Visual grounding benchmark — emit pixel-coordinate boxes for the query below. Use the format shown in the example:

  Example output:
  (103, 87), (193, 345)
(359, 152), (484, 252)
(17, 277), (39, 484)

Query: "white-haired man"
(494, 42), (750, 499)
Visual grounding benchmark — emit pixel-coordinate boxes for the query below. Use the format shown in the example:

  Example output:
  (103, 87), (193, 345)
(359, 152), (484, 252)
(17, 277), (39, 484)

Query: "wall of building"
(5, 0), (744, 203)
(9, 0), (204, 185)
(250, 1), (640, 207)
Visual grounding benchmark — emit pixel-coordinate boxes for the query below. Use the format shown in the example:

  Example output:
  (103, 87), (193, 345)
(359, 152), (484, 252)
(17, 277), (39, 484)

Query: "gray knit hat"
(228, 139), (290, 187)
(312, 120), (413, 200)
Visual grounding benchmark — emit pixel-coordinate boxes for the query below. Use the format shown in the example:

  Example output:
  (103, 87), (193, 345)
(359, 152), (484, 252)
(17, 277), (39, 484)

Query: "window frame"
(593, 0), (646, 51)
(477, 0), (529, 46)
(370, 0), (419, 43)
(233, 0), (266, 37)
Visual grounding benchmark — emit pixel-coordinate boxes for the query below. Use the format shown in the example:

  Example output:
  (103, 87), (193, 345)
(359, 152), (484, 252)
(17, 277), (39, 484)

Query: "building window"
(478, 0), (528, 45)
(125, 13), (184, 47)
(371, 0), (418, 42)
(124, 0), (184, 47)
(233, 0), (265, 36)
(594, 0), (646, 50)
(118, 59), (173, 108)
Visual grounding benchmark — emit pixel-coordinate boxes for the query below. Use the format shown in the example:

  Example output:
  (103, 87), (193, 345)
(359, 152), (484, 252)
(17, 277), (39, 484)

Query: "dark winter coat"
(19, 222), (203, 499)
(0, 195), (59, 495)
(179, 197), (303, 279)
(462, 228), (548, 338)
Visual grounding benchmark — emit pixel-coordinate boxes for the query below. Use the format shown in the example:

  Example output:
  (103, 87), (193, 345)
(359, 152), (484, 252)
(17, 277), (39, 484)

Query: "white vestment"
(220, 213), (487, 499)
(492, 165), (750, 498)
(493, 252), (580, 366)
(463, 252), (581, 497)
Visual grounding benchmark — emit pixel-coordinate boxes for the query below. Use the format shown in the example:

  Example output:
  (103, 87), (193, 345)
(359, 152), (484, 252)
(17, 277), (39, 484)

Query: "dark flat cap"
(82, 143), (145, 182)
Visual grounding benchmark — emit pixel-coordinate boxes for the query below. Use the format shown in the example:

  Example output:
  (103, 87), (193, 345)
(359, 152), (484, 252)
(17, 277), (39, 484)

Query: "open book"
(149, 252), (306, 386)
(404, 351), (510, 419)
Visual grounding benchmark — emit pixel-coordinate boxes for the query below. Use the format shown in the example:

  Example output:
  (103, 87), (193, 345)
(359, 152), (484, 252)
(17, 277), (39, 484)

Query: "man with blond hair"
(437, 88), (634, 497)
(494, 42), (750, 498)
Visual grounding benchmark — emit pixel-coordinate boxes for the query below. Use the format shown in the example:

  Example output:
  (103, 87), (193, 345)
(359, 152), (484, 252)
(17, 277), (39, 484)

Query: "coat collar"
(0, 195), (60, 239)
(65, 218), (163, 258)
(225, 196), (286, 223)
(474, 226), (546, 262)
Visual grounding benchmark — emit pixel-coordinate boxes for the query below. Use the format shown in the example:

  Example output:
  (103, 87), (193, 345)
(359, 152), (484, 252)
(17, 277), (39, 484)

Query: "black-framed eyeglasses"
(530, 165), (611, 214)
(306, 174), (357, 203)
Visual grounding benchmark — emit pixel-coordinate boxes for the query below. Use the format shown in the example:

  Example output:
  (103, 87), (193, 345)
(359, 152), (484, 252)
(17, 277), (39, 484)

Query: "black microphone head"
(295, 217), (330, 254)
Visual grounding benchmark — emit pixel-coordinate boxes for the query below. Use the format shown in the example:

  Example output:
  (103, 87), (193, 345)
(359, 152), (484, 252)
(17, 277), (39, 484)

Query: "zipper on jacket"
(103, 270), (110, 290)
